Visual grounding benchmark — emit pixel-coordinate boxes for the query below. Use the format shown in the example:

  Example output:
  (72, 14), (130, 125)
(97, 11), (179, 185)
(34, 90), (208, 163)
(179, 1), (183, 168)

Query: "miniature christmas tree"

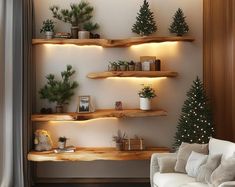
(173, 77), (214, 150)
(132, 0), (157, 36)
(169, 8), (189, 36)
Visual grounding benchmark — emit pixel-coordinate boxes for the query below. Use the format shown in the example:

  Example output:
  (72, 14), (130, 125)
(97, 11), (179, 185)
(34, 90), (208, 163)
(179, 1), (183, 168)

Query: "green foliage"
(39, 65), (78, 106)
(40, 19), (55, 33)
(132, 0), (157, 36)
(169, 8), (189, 36)
(50, 1), (98, 27)
(112, 130), (127, 143)
(83, 21), (99, 32)
(173, 77), (214, 150)
(138, 84), (156, 99)
(118, 60), (128, 66)
(58, 136), (67, 142)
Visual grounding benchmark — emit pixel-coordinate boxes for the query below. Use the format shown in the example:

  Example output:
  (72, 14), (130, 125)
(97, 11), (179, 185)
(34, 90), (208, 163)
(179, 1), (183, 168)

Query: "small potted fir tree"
(39, 65), (78, 113)
(40, 19), (55, 39)
(138, 84), (156, 110)
(79, 21), (99, 39)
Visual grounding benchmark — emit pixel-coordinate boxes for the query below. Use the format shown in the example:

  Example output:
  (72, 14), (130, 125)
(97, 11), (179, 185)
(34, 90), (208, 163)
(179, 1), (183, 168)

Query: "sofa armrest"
(150, 153), (177, 187)
(219, 181), (235, 187)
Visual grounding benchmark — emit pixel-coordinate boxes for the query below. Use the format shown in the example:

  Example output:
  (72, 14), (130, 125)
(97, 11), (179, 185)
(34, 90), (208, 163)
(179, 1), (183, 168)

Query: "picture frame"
(77, 95), (91, 113)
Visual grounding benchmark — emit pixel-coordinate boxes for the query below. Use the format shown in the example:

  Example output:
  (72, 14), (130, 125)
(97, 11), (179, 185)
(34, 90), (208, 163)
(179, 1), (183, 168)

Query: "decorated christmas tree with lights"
(173, 77), (214, 150)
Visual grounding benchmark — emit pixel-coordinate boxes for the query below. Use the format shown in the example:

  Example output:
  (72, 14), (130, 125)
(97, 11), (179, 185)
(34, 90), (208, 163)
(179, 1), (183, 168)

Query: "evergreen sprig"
(132, 0), (157, 36)
(39, 65), (78, 106)
(138, 84), (156, 99)
(50, 1), (97, 27)
(83, 21), (99, 32)
(40, 19), (55, 33)
(173, 77), (214, 150)
(169, 8), (189, 36)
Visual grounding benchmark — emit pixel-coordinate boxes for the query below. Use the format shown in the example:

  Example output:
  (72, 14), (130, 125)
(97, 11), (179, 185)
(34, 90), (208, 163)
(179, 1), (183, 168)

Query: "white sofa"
(150, 138), (235, 187)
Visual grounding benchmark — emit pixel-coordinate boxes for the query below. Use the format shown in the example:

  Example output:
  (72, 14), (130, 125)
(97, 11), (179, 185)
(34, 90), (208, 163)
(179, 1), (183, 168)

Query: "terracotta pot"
(140, 98), (151, 110)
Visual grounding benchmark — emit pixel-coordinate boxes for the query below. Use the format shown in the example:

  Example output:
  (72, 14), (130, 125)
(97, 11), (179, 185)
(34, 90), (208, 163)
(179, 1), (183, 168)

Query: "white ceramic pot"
(45, 31), (53, 39)
(78, 31), (90, 39)
(58, 141), (66, 149)
(140, 97), (151, 110)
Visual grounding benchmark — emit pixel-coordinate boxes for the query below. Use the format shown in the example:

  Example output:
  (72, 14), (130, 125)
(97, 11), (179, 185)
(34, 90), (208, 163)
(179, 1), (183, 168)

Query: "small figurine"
(34, 129), (53, 151)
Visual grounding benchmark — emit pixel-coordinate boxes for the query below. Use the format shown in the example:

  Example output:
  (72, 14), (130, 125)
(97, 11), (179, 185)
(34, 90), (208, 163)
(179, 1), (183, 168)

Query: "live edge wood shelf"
(87, 71), (178, 79)
(31, 109), (167, 122)
(28, 147), (170, 162)
(32, 36), (194, 47)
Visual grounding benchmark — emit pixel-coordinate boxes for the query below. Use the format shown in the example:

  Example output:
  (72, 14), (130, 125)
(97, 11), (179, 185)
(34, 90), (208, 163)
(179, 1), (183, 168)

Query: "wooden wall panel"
(204, 0), (235, 141)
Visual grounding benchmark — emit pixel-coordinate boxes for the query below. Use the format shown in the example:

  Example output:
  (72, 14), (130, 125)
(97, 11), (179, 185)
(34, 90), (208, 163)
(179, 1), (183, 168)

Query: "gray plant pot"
(119, 65), (127, 71)
(128, 65), (135, 71)
(45, 31), (54, 39)
(78, 31), (90, 39)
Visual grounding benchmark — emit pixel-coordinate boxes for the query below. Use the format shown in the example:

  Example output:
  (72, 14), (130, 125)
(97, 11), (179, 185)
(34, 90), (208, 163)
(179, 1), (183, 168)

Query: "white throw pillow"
(186, 151), (208, 178)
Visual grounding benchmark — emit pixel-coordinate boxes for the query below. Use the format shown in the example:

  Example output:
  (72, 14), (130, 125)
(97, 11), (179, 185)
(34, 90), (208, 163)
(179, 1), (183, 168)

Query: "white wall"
(33, 0), (203, 178)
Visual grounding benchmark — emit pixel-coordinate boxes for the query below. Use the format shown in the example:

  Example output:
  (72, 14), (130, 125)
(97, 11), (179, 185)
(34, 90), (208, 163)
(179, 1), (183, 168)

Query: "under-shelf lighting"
(107, 77), (167, 81)
(43, 44), (103, 49)
(130, 41), (178, 49)
(48, 117), (118, 124)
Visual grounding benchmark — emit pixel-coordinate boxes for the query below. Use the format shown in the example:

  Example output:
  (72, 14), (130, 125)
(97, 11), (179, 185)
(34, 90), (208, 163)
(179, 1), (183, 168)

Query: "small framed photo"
(77, 96), (91, 113)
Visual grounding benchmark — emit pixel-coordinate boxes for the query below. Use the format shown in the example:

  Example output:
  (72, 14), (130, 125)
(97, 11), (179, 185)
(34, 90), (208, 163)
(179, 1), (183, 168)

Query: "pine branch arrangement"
(132, 0), (157, 36)
(50, 1), (95, 27)
(173, 77), (214, 150)
(169, 8), (189, 36)
(39, 65), (78, 106)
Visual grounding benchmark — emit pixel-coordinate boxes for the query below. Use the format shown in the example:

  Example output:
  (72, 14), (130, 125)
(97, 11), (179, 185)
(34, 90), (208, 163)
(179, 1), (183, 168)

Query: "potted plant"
(118, 61), (128, 71)
(40, 19), (55, 39)
(112, 130), (126, 151)
(79, 21), (99, 39)
(50, 2), (98, 39)
(108, 61), (118, 71)
(58, 136), (68, 149)
(39, 65), (78, 113)
(128, 61), (135, 71)
(138, 84), (156, 110)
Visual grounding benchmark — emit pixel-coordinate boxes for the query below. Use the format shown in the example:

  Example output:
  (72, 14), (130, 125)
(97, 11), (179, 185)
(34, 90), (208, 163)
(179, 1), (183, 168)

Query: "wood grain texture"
(31, 109), (167, 122)
(87, 71), (178, 79)
(32, 36), (194, 47)
(28, 147), (170, 162)
(203, 0), (235, 141)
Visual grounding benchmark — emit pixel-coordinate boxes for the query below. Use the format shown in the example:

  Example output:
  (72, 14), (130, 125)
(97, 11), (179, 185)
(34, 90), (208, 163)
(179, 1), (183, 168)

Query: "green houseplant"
(40, 19), (55, 39)
(50, 1), (98, 39)
(80, 21), (99, 39)
(118, 61), (128, 71)
(39, 65), (78, 113)
(112, 130), (127, 151)
(138, 84), (156, 110)
(58, 136), (68, 149)
(108, 61), (118, 71)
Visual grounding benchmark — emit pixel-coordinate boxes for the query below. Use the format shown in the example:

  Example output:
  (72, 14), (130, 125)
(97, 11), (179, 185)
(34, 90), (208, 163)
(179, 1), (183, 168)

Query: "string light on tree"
(173, 76), (214, 150)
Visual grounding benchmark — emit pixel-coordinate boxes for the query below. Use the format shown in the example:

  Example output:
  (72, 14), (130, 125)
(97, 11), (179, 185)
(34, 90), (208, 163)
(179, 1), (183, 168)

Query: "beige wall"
(34, 0), (203, 178)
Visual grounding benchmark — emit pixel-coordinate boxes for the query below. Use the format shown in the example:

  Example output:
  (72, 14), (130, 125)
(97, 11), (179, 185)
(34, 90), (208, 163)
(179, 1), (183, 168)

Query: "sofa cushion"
(175, 142), (208, 173)
(210, 157), (235, 187)
(153, 172), (195, 187)
(186, 151), (208, 177)
(209, 138), (235, 159)
(196, 154), (222, 183)
(158, 156), (177, 173)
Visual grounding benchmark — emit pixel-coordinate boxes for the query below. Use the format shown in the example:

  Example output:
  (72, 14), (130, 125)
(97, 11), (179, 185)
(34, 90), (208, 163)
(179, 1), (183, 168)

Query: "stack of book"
(54, 146), (76, 153)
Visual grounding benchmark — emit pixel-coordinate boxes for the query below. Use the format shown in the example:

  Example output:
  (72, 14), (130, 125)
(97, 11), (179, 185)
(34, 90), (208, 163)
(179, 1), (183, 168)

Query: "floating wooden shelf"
(31, 109), (167, 122)
(28, 147), (170, 162)
(32, 36), (194, 47)
(87, 71), (178, 79)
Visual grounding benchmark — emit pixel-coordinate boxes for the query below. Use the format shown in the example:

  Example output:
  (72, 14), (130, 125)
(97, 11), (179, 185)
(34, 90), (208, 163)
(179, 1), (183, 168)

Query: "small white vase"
(140, 97), (151, 110)
(78, 31), (90, 39)
(58, 141), (66, 149)
(45, 31), (53, 39)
